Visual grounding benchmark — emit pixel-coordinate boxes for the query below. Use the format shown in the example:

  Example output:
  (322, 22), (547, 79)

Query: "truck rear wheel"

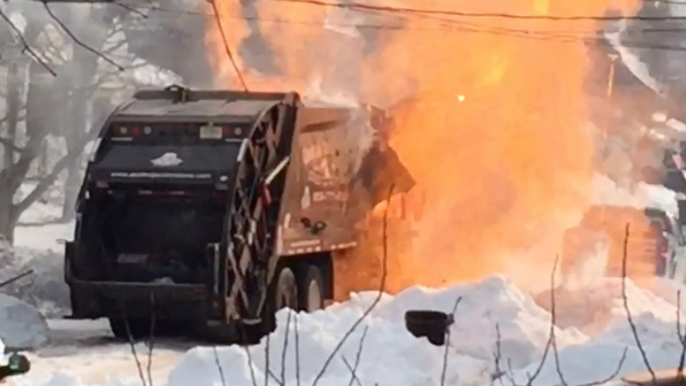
(275, 266), (298, 310)
(298, 265), (324, 312)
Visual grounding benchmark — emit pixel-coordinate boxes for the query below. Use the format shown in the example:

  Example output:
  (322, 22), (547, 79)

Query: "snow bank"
(167, 274), (686, 386)
(0, 293), (49, 349)
(507, 310), (684, 386)
(169, 276), (585, 386)
(535, 278), (679, 336)
(592, 173), (679, 216)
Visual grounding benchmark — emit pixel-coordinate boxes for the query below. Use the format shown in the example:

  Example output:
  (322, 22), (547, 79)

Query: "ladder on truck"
(219, 93), (299, 334)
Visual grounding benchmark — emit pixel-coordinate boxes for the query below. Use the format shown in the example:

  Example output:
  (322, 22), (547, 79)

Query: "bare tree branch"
(0, 137), (25, 155)
(146, 295), (156, 386)
(244, 345), (259, 386)
(341, 356), (365, 386)
(280, 310), (293, 384)
(122, 307), (148, 386)
(265, 331), (271, 386)
(620, 223), (657, 386)
(440, 297), (463, 386)
(212, 346), (227, 386)
(346, 326), (369, 386)
(311, 184), (395, 386)
(41, 1), (125, 71)
(549, 255), (568, 386)
(295, 313), (301, 386)
(0, 8), (56, 76)
(14, 114), (104, 216)
(112, 1), (148, 18)
(676, 291), (686, 380)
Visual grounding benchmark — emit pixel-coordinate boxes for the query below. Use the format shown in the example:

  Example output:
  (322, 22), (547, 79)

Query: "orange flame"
(205, 0), (641, 293)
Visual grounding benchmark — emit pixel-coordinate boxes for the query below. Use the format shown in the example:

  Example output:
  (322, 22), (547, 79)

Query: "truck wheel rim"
(307, 281), (322, 312)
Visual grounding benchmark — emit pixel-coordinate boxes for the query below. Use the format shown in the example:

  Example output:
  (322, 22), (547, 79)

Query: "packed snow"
(0, 294), (49, 350)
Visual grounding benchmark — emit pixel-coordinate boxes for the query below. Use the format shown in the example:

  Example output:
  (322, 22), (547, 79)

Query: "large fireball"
(204, 0), (640, 292)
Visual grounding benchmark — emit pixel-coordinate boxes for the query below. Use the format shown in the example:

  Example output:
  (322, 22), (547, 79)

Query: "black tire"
(108, 317), (149, 340)
(274, 266), (298, 311)
(297, 264), (325, 312)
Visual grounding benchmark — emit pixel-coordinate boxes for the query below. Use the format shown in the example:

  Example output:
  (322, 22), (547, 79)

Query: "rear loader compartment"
(81, 186), (226, 284)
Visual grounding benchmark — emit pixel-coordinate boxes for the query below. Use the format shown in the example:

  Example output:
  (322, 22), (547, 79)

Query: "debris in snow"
(0, 293), (49, 349)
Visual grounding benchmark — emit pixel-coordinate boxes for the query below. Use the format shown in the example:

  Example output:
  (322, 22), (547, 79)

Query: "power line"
(268, 0), (686, 21)
(208, 0), (249, 91)
(143, 4), (686, 53)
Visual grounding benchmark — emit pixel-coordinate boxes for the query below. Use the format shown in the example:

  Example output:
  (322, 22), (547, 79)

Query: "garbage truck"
(63, 85), (415, 341)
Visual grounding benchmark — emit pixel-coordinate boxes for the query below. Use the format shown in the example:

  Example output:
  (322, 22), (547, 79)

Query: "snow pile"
(0, 293), (49, 349)
(167, 274), (686, 386)
(169, 276), (585, 386)
(592, 173), (679, 216)
(534, 278), (678, 335)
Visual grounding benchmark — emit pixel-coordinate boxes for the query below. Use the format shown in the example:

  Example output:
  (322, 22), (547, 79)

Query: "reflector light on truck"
(110, 123), (248, 140)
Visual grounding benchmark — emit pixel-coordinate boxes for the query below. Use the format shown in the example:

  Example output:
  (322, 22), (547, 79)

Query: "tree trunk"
(4, 62), (21, 169)
(0, 185), (17, 244)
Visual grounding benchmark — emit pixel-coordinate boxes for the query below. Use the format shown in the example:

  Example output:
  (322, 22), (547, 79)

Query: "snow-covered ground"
(3, 177), (686, 386)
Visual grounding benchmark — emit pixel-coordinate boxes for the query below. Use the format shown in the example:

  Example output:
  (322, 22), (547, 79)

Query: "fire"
(204, 0), (642, 293)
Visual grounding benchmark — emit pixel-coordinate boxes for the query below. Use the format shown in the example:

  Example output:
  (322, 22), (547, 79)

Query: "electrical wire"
(267, 0), (686, 21)
(140, 3), (686, 53)
(208, 0), (249, 91)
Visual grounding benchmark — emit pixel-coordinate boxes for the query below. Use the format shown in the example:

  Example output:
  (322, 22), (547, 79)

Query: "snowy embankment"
(166, 276), (686, 386)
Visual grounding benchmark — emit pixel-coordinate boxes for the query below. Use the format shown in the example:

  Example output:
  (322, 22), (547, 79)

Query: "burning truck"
(63, 85), (417, 341)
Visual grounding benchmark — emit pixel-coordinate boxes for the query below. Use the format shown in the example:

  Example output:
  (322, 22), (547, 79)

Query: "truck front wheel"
(298, 265), (324, 312)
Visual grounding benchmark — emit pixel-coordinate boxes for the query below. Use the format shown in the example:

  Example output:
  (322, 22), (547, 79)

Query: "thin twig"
(280, 310), (293, 385)
(266, 331), (271, 386)
(0, 8), (56, 76)
(146, 295), (156, 386)
(677, 290), (686, 380)
(244, 345), (259, 386)
(113, 1), (149, 18)
(311, 184), (395, 386)
(212, 346), (227, 386)
(295, 313), (301, 386)
(549, 255), (568, 386)
(122, 308), (147, 386)
(573, 348), (628, 386)
(341, 356), (365, 386)
(346, 326), (369, 386)
(440, 297), (463, 386)
(209, 0), (248, 91)
(41, 1), (125, 71)
(524, 310), (554, 385)
(620, 223), (657, 386)
(490, 324), (509, 386)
